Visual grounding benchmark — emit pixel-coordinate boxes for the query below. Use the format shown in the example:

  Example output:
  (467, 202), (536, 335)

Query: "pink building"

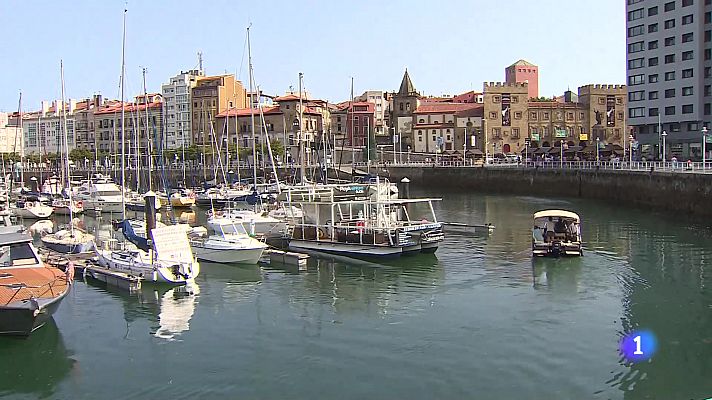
(505, 60), (539, 100)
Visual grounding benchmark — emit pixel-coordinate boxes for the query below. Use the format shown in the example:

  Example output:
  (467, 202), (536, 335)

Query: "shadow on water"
(0, 319), (76, 399)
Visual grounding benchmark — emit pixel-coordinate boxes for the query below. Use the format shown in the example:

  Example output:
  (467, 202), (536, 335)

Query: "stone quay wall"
(384, 166), (712, 217)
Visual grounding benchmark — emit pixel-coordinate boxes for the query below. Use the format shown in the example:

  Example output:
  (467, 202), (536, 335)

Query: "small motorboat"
(0, 231), (71, 336)
(190, 222), (267, 264)
(11, 199), (54, 219)
(532, 210), (583, 257)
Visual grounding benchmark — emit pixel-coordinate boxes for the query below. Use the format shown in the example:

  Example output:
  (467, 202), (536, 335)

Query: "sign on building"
(555, 129), (567, 138)
(606, 95), (616, 127)
(501, 93), (511, 127)
(579, 133), (589, 141)
(531, 133), (540, 141)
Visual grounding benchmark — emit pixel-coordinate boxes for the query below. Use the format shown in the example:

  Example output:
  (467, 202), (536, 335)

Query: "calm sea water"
(1, 190), (711, 399)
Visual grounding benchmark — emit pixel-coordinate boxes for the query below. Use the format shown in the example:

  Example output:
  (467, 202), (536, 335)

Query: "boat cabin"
(532, 210), (582, 257)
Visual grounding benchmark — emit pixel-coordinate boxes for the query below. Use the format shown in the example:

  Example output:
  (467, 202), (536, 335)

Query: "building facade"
(163, 69), (204, 149)
(626, 0), (712, 159)
(389, 69), (420, 150)
(0, 112), (22, 154)
(505, 60), (539, 99)
(354, 90), (388, 136)
(22, 100), (80, 155)
(483, 82), (530, 155)
(412, 103), (481, 153)
(191, 74), (247, 147)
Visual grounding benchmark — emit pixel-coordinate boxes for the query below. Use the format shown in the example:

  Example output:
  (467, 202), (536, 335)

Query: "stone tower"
(390, 69), (420, 148)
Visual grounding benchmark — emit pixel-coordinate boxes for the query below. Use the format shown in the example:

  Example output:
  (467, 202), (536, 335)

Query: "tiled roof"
(216, 106), (282, 118)
(274, 94), (305, 102)
(94, 101), (162, 115)
(415, 103), (481, 114)
(508, 59), (536, 68)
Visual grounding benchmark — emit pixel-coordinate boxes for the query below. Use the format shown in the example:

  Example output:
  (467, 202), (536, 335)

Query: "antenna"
(198, 51), (203, 72)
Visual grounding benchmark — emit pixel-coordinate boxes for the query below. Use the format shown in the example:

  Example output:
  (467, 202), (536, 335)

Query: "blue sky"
(0, 0), (625, 112)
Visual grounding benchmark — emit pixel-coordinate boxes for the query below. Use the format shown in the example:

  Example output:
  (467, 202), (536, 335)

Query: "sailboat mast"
(60, 60), (75, 235)
(120, 7), (127, 220)
(18, 92), (24, 190)
(143, 67), (152, 191)
(247, 26), (258, 191)
(299, 73), (305, 183)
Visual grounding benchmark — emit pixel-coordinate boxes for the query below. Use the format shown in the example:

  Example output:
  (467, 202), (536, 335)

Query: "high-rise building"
(626, 0), (712, 159)
(162, 69), (203, 149)
(505, 60), (539, 99)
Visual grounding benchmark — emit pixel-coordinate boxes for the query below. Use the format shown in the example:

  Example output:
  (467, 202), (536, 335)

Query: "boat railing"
(291, 221), (395, 246)
(1, 272), (69, 306)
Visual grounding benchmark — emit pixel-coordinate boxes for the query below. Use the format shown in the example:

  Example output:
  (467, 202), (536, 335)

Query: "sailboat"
(41, 60), (95, 254)
(94, 8), (199, 285)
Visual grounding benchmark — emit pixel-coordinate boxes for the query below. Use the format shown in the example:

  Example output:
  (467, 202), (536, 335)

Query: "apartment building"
(162, 69), (204, 149)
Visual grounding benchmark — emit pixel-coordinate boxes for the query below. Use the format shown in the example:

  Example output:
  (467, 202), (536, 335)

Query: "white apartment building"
(355, 90), (388, 135)
(23, 100), (77, 155)
(626, 0), (712, 159)
(162, 69), (203, 149)
(0, 112), (22, 154)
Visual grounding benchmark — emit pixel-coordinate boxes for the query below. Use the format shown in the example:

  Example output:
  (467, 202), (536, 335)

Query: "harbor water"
(1, 189), (711, 399)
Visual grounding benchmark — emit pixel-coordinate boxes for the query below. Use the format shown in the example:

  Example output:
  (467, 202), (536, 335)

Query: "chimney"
(69, 99), (77, 114)
(93, 94), (103, 108)
(41, 100), (49, 116)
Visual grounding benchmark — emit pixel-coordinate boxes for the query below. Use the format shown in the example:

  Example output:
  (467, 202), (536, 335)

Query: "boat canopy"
(117, 219), (150, 252)
(0, 232), (32, 246)
(533, 210), (580, 222)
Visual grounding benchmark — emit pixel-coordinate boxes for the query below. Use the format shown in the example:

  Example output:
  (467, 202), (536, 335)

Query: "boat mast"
(120, 7), (127, 220)
(143, 67), (152, 191)
(60, 60), (75, 235)
(299, 72), (305, 184)
(247, 26), (258, 191)
(18, 92), (24, 191)
(257, 85), (280, 193)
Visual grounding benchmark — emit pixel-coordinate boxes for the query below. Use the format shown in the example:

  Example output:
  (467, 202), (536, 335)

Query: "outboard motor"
(551, 241), (562, 257)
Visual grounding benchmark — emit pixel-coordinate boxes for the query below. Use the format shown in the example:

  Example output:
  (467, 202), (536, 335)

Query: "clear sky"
(0, 0), (625, 112)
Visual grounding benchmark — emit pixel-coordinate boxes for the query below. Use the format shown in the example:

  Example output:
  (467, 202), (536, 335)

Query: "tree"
(69, 148), (93, 162)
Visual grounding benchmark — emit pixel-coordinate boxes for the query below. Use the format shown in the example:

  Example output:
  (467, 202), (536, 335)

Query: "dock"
(41, 250), (143, 292)
(264, 249), (309, 271)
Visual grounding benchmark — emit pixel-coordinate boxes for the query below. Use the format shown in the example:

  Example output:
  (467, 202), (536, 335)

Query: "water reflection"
(0, 319), (76, 399)
(531, 257), (582, 293)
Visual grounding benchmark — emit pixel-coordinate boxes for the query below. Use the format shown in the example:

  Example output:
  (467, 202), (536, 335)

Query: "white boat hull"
(95, 248), (200, 284)
(82, 200), (124, 213)
(13, 205), (53, 219)
(288, 239), (403, 258)
(208, 217), (286, 237)
(192, 245), (265, 264)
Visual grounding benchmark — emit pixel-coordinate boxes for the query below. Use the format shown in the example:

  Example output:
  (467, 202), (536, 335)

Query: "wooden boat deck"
(0, 267), (69, 306)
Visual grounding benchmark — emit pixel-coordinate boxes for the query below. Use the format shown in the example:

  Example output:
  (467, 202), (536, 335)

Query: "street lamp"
(661, 130), (667, 162)
(596, 137), (600, 162)
(702, 126), (708, 168)
(462, 142), (466, 164)
(407, 145), (411, 162)
(629, 134), (634, 165)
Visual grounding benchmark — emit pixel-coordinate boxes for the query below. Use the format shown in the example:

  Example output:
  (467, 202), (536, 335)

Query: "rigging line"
(237, 30), (248, 82)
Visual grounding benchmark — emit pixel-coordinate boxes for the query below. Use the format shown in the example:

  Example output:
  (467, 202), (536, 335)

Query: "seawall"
(385, 167), (712, 217)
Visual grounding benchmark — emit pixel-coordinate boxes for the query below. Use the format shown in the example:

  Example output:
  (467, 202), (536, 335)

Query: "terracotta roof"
(414, 123), (456, 129)
(415, 103), (481, 114)
(216, 106), (282, 118)
(274, 94), (305, 102)
(454, 104), (484, 117)
(94, 101), (162, 115)
(508, 59), (537, 68)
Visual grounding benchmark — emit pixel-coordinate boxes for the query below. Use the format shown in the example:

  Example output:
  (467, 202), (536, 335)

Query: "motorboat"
(95, 222), (200, 285)
(170, 189), (196, 208)
(126, 192), (162, 212)
(207, 208), (286, 238)
(532, 210), (583, 257)
(0, 231), (71, 336)
(41, 228), (95, 254)
(190, 222), (267, 264)
(11, 198), (53, 219)
(74, 182), (125, 214)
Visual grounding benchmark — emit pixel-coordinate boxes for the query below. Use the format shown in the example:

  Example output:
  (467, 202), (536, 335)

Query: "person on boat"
(545, 217), (556, 242)
(554, 218), (567, 234)
(533, 225), (545, 242)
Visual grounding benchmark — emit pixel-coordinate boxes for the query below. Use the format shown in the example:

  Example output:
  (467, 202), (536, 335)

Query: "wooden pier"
(41, 250), (143, 292)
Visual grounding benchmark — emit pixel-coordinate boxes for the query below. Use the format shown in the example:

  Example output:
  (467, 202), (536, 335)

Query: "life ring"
(76, 200), (83, 208)
(356, 220), (365, 233)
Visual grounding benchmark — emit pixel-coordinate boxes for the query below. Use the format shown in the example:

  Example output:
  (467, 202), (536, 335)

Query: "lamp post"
(596, 137), (600, 162)
(661, 130), (667, 163)
(391, 126), (397, 164)
(462, 142), (466, 164)
(407, 145), (411, 162)
(629, 134), (634, 165)
(702, 126), (708, 168)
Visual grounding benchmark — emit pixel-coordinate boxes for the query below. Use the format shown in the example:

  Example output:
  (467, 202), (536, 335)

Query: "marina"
(0, 190), (710, 399)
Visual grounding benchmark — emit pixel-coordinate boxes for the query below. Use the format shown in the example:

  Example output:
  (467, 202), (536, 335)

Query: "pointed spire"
(398, 68), (417, 96)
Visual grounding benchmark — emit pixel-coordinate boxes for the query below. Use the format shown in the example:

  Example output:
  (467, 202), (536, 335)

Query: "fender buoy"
(356, 220), (365, 233)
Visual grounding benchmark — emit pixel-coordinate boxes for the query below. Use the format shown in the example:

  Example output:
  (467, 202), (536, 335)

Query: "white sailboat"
(41, 60), (95, 254)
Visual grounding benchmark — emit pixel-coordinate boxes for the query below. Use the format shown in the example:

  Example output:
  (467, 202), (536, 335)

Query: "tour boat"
(190, 222), (267, 264)
(0, 232), (71, 336)
(281, 180), (444, 259)
(75, 182), (125, 214)
(531, 210), (583, 257)
(11, 198), (54, 219)
(95, 222), (200, 285)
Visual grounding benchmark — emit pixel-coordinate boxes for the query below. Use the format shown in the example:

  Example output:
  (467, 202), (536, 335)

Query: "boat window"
(0, 243), (39, 267)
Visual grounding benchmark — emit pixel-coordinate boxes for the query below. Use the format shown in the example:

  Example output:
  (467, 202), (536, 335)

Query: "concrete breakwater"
(384, 166), (712, 217)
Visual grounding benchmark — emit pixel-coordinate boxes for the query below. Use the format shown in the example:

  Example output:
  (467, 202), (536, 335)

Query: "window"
(493, 96), (500, 103)
(649, 57), (659, 67)
(649, 108), (659, 117)
(629, 107), (645, 118)
(648, 40), (659, 50)
(628, 25), (644, 37)
(682, 87), (694, 96)
(665, 88), (676, 98)
(628, 0), (643, 4)
(682, 0), (693, 6)
(629, 91), (645, 101)
(682, 104), (694, 114)
(706, 85), (711, 96)
(664, 19), (675, 29)
(648, 23), (658, 33)
(530, 111), (537, 120)
(649, 91), (659, 100)
(688, 122), (699, 131)
(706, 104), (711, 116)
(682, 15), (694, 24)
(706, 30), (711, 42)
(682, 68), (694, 78)
(706, 12), (711, 24)
(665, 71), (676, 81)
(512, 128), (520, 139)
(514, 111), (522, 119)
(628, 58), (644, 69)
(406, 103), (410, 111)
(682, 51), (694, 60)
(664, 1), (675, 11)
(665, 106), (676, 115)
(628, 41), (644, 53)
(399, 103), (403, 111)
(665, 54), (675, 63)
(628, 8), (644, 21)
(707, 50), (712, 60)
(665, 37), (675, 46)
(682, 33), (694, 43)
(649, 74), (659, 83)
(648, 6), (658, 16)
(707, 67), (712, 78)
(489, 111), (497, 119)
(629, 74), (645, 85)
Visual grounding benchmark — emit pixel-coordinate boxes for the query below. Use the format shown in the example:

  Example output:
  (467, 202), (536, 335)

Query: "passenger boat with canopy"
(532, 210), (583, 257)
